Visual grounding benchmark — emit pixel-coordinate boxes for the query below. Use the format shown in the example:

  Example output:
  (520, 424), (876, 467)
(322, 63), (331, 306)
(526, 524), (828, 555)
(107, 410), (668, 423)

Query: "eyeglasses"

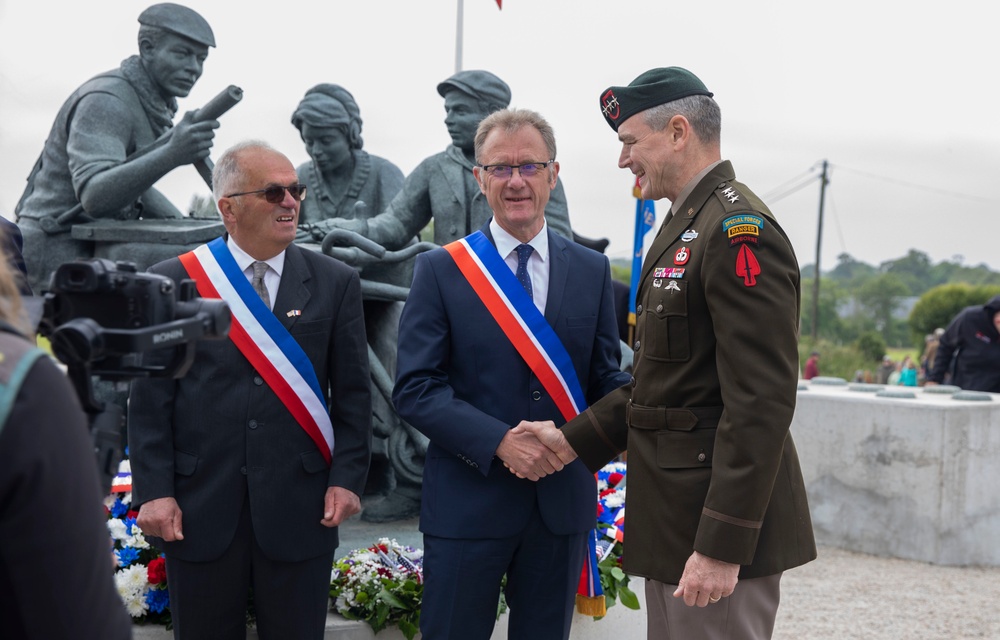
(224, 184), (308, 203)
(478, 162), (553, 179)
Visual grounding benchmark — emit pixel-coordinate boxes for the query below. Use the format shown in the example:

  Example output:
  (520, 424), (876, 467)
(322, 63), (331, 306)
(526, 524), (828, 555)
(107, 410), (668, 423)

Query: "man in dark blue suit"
(393, 108), (629, 640)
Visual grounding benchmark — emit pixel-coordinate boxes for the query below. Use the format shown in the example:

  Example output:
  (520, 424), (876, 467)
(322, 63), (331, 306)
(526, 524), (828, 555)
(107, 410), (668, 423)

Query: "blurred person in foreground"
(392, 108), (630, 639)
(517, 67), (816, 639)
(926, 294), (1000, 392)
(128, 141), (371, 639)
(0, 243), (132, 639)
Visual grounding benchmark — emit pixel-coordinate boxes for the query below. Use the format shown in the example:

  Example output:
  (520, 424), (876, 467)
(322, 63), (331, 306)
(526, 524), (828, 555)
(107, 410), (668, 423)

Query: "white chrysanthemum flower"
(119, 459), (131, 473)
(107, 519), (128, 540)
(103, 494), (117, 509)
(604, 492), (626, 509)
(115, 565), (150, 618)
(127, 532), (150, 549)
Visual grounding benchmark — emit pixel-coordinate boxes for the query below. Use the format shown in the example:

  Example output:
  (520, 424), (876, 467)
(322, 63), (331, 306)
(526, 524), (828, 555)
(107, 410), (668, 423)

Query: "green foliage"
(593, 529), (640, 619)
(854, 331), (887, 363)
(909, 283), (1000, 343)
(798, 338), (876, 381)
(610, 262), (631, 285)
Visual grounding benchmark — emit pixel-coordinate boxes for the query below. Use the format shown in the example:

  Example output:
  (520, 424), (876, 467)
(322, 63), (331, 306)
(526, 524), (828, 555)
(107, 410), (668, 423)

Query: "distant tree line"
(612, 249), (1000, 379)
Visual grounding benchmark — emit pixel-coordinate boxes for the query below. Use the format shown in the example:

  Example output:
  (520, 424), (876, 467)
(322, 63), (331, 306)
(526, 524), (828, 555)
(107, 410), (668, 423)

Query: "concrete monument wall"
(792, 379), (1000, 566)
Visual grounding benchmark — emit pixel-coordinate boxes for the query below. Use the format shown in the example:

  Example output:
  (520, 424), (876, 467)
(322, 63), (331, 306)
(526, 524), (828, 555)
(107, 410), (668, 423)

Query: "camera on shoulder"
(37, 258), (231, 493)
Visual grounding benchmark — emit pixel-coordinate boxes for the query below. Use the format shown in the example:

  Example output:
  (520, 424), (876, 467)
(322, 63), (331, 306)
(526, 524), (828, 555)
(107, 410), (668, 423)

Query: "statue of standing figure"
(318, 69), (574, 250)
(14, 2), (220, 293)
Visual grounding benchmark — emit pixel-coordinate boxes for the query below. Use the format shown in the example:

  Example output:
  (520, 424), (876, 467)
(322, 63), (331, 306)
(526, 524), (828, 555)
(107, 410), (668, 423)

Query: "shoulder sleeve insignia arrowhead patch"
(735, 244), (761, 287)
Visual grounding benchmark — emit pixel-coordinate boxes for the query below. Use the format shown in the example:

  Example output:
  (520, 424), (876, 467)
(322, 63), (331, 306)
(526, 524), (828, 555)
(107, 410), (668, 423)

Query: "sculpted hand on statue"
(164, 110), (219, 166)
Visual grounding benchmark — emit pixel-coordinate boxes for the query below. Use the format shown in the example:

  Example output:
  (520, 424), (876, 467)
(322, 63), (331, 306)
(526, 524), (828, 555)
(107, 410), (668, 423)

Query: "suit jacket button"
(240, 466), (247, 475)
(532, 390), (542, 401)
(248, 420), (258, 430)
(698, 452), (707, 462)
(253, 375), (264, 385)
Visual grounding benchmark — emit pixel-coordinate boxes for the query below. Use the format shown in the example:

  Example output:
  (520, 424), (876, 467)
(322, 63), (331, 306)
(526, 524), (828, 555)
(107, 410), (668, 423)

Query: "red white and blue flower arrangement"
(105, 457), (636, 633)
(105, 454), (171, 625)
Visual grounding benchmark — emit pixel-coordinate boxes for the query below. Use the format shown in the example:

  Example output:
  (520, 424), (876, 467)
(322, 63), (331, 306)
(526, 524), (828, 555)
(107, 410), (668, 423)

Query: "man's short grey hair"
(644, 95), (721, 145)
(474, 108), (557, 165)
(212, 140), (275, 202)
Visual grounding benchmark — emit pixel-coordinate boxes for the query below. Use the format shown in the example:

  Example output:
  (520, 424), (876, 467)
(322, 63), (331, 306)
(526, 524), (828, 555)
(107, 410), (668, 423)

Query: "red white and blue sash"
(179, 238), (334, 464)
(445, 231), (606, 614)
(444, 231), (586, 421)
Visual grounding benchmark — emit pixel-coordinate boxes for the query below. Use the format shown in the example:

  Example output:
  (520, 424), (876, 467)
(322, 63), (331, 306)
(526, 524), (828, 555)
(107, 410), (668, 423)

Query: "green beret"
(138, 3), (215, 48)
(599, 67), (712, 131)
(437, 70), (511, 109)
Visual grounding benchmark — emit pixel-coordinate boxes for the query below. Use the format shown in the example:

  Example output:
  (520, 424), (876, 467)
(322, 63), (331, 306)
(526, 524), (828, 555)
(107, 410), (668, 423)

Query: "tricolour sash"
(179, 238), (334, 465)
(444, 231), (586, 421)
(445, 231), (606, 615)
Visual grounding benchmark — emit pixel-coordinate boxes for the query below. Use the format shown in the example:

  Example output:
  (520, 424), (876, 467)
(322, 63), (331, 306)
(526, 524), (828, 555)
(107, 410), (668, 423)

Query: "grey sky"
(1, 0), (996, 270)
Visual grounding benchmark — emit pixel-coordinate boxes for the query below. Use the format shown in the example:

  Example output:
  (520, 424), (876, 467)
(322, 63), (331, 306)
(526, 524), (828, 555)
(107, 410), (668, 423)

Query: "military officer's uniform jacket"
(563, 160), (817, 584)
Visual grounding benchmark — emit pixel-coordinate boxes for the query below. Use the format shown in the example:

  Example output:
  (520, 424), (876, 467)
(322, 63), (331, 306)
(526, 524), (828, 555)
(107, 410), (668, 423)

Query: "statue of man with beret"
(15, 2), (219, 293)
(519, 67), (816, 639)
(316, 69), (573, 252)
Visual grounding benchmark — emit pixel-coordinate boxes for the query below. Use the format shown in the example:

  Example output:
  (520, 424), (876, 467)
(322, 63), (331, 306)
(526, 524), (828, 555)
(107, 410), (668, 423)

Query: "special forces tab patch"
(722, 214), (764, 248)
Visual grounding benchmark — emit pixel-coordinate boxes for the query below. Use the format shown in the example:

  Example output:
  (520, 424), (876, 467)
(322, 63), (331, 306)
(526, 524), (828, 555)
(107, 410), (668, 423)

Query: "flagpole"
(455, 0), (464, 73)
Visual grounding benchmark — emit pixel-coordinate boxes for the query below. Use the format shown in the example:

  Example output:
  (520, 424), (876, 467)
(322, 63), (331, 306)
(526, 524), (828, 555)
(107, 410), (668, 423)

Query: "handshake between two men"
(496, 421), (579, 481)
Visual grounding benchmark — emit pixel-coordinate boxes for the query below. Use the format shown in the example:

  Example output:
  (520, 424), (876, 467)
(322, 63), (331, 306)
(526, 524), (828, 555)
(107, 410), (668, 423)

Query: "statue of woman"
(291, 83), (404, 231)
(292, 84), (423, 522)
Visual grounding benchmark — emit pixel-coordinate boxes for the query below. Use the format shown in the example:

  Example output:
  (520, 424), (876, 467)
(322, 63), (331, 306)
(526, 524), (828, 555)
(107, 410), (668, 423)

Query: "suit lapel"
(272, 244), (311, 330)
(545, 230), (569, 326)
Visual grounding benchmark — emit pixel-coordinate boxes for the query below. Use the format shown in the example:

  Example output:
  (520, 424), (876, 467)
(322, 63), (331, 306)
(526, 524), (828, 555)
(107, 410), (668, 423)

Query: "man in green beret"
(316, 69), (573, 252)
(15, 2), (219, 293)
(518, 67), (816, 638)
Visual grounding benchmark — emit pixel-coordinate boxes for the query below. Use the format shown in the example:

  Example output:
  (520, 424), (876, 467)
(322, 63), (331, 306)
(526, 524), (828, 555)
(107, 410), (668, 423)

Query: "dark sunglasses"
(225, 183), (307, 203)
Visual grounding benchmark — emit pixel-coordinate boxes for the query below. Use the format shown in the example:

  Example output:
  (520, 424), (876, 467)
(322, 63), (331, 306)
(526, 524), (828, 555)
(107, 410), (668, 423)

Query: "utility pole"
(811, 160), (829, 341)
(455, 0), (464, 73)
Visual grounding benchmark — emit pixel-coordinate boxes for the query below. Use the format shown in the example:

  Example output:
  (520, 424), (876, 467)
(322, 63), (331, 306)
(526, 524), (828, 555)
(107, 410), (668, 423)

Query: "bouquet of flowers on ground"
(105, 455), (171, 625)
(330, 538), (423, 640)
(594, 461), (639, 613)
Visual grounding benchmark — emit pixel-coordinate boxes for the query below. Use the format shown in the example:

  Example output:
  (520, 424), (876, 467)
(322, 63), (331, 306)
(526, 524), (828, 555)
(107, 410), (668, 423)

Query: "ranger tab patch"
(722, 214), (764, 248)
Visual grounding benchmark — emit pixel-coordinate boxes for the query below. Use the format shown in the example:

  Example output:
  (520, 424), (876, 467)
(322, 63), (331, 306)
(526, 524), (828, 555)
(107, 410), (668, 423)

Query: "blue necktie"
(515, 244), (534, 300)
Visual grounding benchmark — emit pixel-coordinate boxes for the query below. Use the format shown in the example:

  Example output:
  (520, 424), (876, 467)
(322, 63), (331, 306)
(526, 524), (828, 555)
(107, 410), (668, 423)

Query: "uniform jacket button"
(532, 390), (542, 401)
(634, 340), (641, 351)
(240, 466), (247, 475)
(248, 420), (258, 430)
(636, 304), (643, 314)
(698, 452), (707, 462)
(253, 375), (264, 386)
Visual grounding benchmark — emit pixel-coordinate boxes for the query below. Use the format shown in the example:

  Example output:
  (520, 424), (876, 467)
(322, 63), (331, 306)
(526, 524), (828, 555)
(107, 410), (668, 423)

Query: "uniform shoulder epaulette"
(712, 181), (754, 214)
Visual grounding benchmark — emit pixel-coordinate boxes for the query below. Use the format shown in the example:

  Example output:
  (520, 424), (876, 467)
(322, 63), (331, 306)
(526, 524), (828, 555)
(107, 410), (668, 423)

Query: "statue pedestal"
(71, 218), (224, 272)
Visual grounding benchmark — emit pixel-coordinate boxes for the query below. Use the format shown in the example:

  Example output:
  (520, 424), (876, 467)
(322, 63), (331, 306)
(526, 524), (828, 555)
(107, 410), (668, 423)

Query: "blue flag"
(629, 178), (656, 327)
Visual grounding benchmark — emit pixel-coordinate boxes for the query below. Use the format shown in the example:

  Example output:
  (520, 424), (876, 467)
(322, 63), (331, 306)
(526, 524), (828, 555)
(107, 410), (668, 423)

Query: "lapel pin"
(286, 310), (301, 317)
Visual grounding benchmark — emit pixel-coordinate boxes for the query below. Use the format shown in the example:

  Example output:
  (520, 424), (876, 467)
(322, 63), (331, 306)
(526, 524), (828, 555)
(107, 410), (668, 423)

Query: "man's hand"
(517, 420), (578, 465)
(321, 486), (361, 527)
(136, 497), (184, 542)
(672, 551), (739, 607)
(165, 110), (219, 166)
(496, 422), (569, 481)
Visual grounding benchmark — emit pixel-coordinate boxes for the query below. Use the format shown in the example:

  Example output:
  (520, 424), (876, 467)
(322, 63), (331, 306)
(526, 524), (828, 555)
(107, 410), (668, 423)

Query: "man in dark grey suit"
(129, 141), (372, 639)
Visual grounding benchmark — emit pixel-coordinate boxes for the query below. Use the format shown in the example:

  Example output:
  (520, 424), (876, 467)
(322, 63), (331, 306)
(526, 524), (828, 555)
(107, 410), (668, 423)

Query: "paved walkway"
(773, 545), (1000, 639)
